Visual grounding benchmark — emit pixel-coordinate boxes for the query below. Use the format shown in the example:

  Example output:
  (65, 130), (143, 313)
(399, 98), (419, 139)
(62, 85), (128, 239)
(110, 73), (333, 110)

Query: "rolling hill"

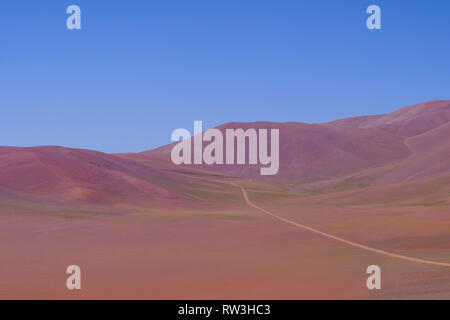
(0, 100), (449, 210)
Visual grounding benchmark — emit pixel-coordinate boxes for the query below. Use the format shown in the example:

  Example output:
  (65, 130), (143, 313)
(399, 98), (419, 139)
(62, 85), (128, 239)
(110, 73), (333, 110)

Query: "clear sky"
(1, 0), (449, 153)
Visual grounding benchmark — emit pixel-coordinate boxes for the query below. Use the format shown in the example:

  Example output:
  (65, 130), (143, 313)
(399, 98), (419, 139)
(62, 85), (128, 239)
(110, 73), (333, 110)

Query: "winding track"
(236, 184), (450, 267)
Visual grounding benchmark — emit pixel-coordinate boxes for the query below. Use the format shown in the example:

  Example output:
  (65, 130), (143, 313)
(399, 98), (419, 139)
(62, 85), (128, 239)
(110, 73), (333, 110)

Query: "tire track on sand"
(235, 184), (450, 267)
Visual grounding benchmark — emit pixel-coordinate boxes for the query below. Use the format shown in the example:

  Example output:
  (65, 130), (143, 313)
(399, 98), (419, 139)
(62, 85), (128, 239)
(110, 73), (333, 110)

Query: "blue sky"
(1, 0), (449, 153)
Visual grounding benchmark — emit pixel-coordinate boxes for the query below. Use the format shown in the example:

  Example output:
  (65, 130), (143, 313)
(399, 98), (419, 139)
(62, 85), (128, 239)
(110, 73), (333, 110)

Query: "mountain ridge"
(0, 100), (449, 210)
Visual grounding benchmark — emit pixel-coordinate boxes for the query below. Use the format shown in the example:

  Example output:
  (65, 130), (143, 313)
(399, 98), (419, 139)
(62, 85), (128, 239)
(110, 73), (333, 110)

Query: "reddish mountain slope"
(345, 120), (450, 186)
(0, 146), (193, 208)
(319, 101), (450, 188)
(142, 121), (410, 183)
(331, 100), (450, 137)
(0, 100), (448, 208)
(139, 100), (450, 192)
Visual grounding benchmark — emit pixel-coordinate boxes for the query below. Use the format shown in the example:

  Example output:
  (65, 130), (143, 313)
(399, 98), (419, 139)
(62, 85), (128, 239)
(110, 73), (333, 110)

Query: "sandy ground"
(1, 191), (449, 299)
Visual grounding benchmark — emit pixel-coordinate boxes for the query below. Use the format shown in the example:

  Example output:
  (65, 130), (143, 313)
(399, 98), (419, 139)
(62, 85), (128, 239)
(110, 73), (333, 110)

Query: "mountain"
(0, 146), (196, 209)
(0, 100), (449, 209)
(315, 100), (450, 190)
(330, 100), (450, 137)
(142, 101), (450, 189)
